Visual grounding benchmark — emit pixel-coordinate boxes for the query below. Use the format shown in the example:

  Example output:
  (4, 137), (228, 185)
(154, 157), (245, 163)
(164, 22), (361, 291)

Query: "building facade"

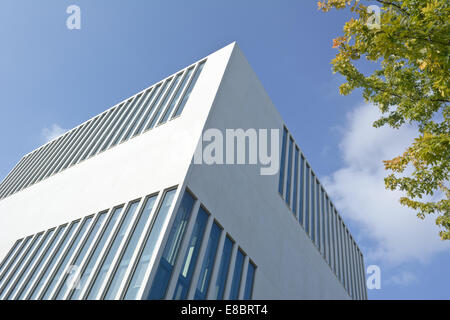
(0, 43), (367, 300)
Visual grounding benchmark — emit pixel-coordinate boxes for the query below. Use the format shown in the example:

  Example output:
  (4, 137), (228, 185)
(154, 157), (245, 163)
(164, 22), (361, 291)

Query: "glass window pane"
(0, 237), (31, 284)
(18, 226), (66, 300)
(172, 207), (208, 300)
(0, 239), (22, 278)
(68, 206), (123, 300)
(293, 147), (299, 215)
(147, 73), (182, 130)
(41, 217), (93, 299)
(212, 236), (233, 300)
(158, 67), (194, 125)
(278, 128), (287, 195)
(194, 222), (222, 300)
(0, 234), (43, 298)
(54, 212), (107, 300)
(229, 249), (244, 300)
(29, 221), (80, 299)
(305, 165), (310, 234)
(103, 195), (158, 299)
(285, 137), (294, 207)
(5, 230), (54, 300)
(86, 201), (140, 299)
(299, 155), (305, 225)
(243, 262), (256, 300)
(132, 83), (164, 137)
(146, 190), (193, 300)
(122, 89), (153, 142)
(110, 94), (143, 147)
(172, 61), (206, 118)
(311, 174), (316, 243)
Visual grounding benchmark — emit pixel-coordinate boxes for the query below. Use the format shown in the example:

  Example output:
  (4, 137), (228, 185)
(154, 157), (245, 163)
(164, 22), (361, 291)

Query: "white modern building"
(0, 43), (367, 300)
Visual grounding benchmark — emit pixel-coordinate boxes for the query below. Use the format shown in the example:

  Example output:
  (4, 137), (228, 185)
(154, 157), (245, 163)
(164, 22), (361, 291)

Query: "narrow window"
(194, 222), (222, 300)
(285, 137), (294, 208)
(103, 195), (158, 299)
(172, 207), (208, 300)
(41, 217), (93, 299)
(243, 261), (256, 300)
(5, 230), (54, 300)
(172, 61), (206, 118)
(86, 201), (140, 299)
(146, 190), (194, 300)
(305, 164), (310, 233)
(212, 236), (233, 299)
(293, 147), (299, 216)
(29, 221), (80, 299)
(229, 249), (245, 300)
(18, 226), (67, 299)
(278, 128), (288, 195)
(54, 212), (108, 299)
(159, 67), (194, 125)
(299, 155), (305, 225)
(68, 206), (123, 300)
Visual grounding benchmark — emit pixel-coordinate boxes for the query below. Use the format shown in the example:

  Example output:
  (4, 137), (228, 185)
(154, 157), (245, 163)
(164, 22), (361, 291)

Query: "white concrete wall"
(185, 44), (350, 299)
(0, 43), (235, 262)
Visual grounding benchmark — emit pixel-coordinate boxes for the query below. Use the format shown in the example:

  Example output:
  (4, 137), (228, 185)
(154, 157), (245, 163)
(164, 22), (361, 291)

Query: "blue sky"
(0, 0), (448, 299)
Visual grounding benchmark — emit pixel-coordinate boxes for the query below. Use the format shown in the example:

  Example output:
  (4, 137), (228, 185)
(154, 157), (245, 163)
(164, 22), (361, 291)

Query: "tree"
(318, 0), (449, 239)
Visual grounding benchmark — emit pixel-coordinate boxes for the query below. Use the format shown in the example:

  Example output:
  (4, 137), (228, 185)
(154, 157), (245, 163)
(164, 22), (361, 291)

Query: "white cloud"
(41, 124), (67, 143)
(385, 271), (418, 287)
(323, 103), (450, 265)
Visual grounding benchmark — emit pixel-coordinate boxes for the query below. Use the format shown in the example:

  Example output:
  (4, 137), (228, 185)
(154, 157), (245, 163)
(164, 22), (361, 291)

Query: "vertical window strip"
(0, 239), (22, 278)
(85, 201), (140, 300)
(68, 114), (108, 167)
(194, 222), (222, 300)
(18, 225), (67, 300)
(212, 236), (233, 300)
(159, 67), (194, 125)
(41, 216), (93, 299)
(68, 206), (124, 300)
(132, 83), (164, 137)
(310, 174), (316, 243)
(103, 195), (158, 300)
(45, 126), (85, 177)
(0, 234), (42, 297)
(321, 188), (325, 256)
(87, 104), (124, 158)
(42, 125), (85, 179)
(285, 137), (294, 208)
(98, 100), (134, 153)
(121, 88), (154, 142)
(278, 128), (288, 196)
(29, 221), (80, 300)
(336, 216), (343, 284)
(51, 122), (92, 174)
(305, 164), (310, 234)
(147, 74), (182, 130)
(0, 236), (31, 284)
(57, 119), (99, 172)
(30, 126), (81, 186)
(326, 197), (332, 265)
(299, 155), (305, 225)
(143, 78), (174, 131)
(352, 241), (360, 299)
(4, 230), (54, 300)
(130, 189), (181, 300)
(243, 261), (256, 300)
(172, 207), (209, 300)
(0, 156), (29, 197)
(172, 60), (206, 118)
(6, 137), (61, 197)
(77, 109), (115, 163)
(109, 94), (145, 148)
(55, 211), (108, 300)
(293, 147), (299, 217)
(229, 249), (245, 300)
